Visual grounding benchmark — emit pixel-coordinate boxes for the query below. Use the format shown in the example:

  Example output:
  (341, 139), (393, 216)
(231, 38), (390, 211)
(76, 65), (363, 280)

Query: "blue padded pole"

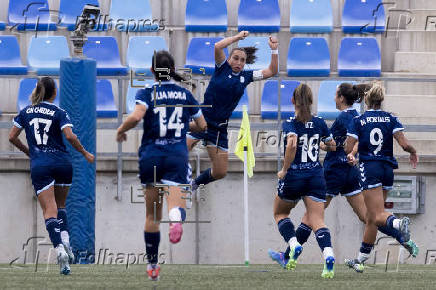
(60, 58), (97, 264)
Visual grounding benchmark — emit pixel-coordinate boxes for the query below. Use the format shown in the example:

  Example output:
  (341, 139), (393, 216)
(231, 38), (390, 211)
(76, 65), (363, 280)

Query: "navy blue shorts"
(324, 163), (362, 197)
(277, 168), (327, 203)
(359, 160), (394, 191)
(139, 154), (191, 186)
(30, 158), (73, 196)
(187, 122), (228, 151)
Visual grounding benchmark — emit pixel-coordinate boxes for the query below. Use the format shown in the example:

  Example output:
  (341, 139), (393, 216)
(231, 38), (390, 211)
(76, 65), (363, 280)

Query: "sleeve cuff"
(135, 100), (149, 109)
(192, 109), (203, 119)
(393, 127), (404, 133)
(13, 120), (22, 129)
(286, 131), (297, 137)
(324, 135), (333, 142)
(347, 133), (358, 140)
(253, 70), (263, 81)
(216, 60), (226, 68)
(61, 124), (73, 130)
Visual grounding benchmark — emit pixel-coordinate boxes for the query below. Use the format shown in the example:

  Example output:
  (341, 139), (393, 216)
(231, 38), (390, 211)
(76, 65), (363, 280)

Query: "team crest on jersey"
(240, 76), (245, 83)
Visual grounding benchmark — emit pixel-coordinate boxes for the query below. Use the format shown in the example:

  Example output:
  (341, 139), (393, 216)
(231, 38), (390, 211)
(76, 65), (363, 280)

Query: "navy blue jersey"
(324, 108), (360, 167)
(347, 110), (404, 167)
(13, 101), (72, 159)
(135, 81), (202, 156)
(283, 116), (332, 171)
(201, 60), (254, 125)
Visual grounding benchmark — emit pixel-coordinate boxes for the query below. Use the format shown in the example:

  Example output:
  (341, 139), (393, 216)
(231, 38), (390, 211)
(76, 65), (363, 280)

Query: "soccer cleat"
(321, 256), (335, 278)
(268, 249), (288, 269)
(63, 241), (75, 264)
(399, 217), (411, 242)
(56, 245), (71, 275)
(286, 245), (303, 270)
(169, 223), (183, 244)
(147, 264), (160, 281)
(403, 239), (419, 258)
(345, 258), (364, 273)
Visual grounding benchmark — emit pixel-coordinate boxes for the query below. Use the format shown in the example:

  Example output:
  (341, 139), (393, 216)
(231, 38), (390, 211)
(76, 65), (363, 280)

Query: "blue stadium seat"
(84, 37), (128, 76)
(127, 37), (168, 76)
(261, 80), (299, 119)
(238, 37), (272, 72)
(287, 37), (330, 77)
(342, 0), (385, 33)
(338, 37), (381, 77)
(8, 0), (57, 31)
(185, 0), (227, 32)
(238, 0), (280, 32)
(17, 79), (60, 112)
(230, 89), (249, 119)
(290, 0), (333, 33)
(109, 0), (158, 32)
(59, 0), (106, 31)
(96, 80), (117, 118)
(0, 36), (28, 75)
(0, 22), (5, 30)
(317, 81), (360, 120)
(185, 37), (227, 75)
(27, 36), (70, 76)
(126, 81), (154, 114)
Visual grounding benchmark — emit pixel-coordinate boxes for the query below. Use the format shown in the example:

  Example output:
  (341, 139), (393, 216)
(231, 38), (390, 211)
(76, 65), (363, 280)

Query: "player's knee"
(212, 169), (227, 180)
(365, 212), (377, 225)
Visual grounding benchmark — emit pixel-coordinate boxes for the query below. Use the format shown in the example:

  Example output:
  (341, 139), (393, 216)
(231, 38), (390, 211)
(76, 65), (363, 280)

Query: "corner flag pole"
(244, 145), (249, 266)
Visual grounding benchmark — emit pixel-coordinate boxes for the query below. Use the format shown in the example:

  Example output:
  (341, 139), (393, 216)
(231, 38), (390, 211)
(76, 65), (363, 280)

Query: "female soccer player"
(344, 82), (418, 272)
(293, 83), (418, 261)
(269, 84), (336, 278)
(187, 31), (278, 192)
(116, 51), (206, 281)
(9, 77), (95, 275)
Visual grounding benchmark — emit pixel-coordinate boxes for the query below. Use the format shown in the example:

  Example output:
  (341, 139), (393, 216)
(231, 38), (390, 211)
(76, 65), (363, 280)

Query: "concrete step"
(385, 95), (436, 125)
(397, 31), (436, 51)
(385, 79), (436, 95)
(394, 51), (436, 74)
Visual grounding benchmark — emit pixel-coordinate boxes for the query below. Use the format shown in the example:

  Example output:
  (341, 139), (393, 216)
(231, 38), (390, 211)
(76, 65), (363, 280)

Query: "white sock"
(56, 244), (66, 255)
(169, 207), (182, 222)
(61, 231), (70, 245)
(288, 237), (300, 249)
(323, 247), (334, 260)
(393, 219), (401, 230)
(357, 252), (370, 263)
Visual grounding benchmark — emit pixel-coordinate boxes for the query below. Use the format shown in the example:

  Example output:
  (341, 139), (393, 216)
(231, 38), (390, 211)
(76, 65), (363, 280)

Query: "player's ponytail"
(365, 82), (385, 110)
(230, 47), (258, 64)
(151, 50), (196, 89)
(293, 83), (313, 123)
(31, 77), (56, 106)
(338, 83), (371, 106)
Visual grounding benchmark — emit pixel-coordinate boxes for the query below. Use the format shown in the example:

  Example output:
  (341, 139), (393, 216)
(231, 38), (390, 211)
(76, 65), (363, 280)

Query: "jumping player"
(116, 51), (206, 281)
(344, 82), (418, 272)
(268, 84), (336, 278)
(9, 77), (95, 275)
(293, 83), (418, 260)
(187, 31), (278, 193)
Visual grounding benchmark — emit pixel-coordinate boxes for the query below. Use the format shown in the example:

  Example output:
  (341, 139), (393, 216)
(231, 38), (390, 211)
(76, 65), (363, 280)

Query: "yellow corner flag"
(234, 105), (255, 177)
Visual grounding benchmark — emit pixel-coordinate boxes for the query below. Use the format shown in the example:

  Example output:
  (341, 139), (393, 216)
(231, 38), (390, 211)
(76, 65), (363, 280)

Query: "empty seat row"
(0, 35), (381, 77)
(4, 0), (385, 34)
(5, 78), (362, 120)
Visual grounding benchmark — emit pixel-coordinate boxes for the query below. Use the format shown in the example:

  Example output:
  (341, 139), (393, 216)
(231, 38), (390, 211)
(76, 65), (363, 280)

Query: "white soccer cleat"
(56, 244), (71, 275)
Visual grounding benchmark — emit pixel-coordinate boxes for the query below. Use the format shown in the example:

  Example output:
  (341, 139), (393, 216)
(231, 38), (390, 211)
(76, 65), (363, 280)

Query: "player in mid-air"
(187, 31), (278, 194)
(292, 83), (418, 260)
(344, 82), (418, 272)
(116, 51), (206, 281)
(9, 77), (95, 275)
(268, 84), (336, 278)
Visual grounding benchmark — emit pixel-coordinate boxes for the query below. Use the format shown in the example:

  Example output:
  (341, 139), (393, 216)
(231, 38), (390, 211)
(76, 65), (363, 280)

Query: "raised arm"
(8, 126), (29, 157)
(394, 131), (418, 168)
(116, 104), (147, 143)
(261, 36), (279, 79)
(215, 31), (249, 65)
(62, 127), (94, 163)
(278, 134), (297, 179)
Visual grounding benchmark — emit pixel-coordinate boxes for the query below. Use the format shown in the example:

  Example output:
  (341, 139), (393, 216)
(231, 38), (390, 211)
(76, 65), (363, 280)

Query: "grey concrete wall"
(1, 158), (436, 265)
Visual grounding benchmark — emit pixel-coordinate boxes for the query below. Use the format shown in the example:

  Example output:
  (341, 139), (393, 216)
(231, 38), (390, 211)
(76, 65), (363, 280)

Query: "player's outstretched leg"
(315, 228), (335, 278)
(276, 218), (302, 270)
